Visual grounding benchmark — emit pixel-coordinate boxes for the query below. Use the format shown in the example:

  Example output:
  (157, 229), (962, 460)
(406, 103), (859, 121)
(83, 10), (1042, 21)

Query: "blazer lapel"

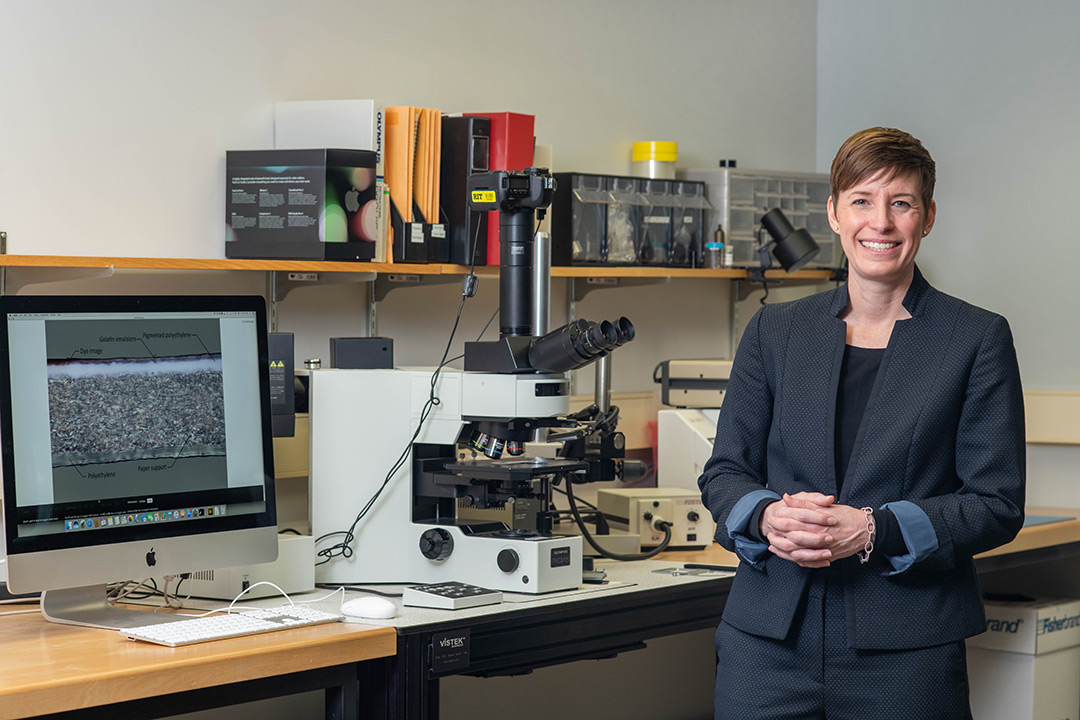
(779, 295), (847, 497)
(823, 319), (847, 499)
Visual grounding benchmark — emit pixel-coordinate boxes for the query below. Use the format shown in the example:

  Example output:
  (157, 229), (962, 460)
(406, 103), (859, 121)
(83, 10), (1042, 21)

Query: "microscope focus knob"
(419, 528), (454, 561)
(497, 548), (520, 573)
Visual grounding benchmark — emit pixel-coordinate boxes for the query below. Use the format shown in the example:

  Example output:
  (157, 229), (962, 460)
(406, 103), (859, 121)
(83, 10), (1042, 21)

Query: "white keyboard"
(120, 604), (344, 647)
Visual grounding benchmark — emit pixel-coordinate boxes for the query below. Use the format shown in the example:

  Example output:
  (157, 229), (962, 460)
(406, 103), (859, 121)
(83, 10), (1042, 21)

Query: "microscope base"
(412, 524), (582, 594)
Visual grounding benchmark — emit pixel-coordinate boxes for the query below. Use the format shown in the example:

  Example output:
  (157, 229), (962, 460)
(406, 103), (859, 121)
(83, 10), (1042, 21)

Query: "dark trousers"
(714, 575), (972, 719)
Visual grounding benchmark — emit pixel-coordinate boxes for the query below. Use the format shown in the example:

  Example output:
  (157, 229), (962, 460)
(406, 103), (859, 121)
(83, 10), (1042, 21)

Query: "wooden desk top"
(662, 506), (1080, 567)
(2, 508), (1074, 718)
(0, 609), (396, 720)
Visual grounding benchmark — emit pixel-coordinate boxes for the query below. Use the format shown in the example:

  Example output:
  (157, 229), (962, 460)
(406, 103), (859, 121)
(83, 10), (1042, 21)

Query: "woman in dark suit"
(698, 127), (1025, 719)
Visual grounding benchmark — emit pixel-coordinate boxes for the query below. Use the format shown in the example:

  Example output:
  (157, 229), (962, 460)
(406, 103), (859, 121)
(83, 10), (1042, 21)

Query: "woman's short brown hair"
(830, 127), (936, 210)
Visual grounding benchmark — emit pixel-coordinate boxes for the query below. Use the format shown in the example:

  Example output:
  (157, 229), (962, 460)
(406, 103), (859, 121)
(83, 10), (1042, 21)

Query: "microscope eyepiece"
(526, 317), (635, 373)
(613, 317), (635, 346)
(582, 319), (618, 356)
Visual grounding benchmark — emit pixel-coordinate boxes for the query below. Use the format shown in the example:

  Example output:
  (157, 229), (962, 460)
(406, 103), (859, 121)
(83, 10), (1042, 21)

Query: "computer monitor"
(0, 295), (278, 630)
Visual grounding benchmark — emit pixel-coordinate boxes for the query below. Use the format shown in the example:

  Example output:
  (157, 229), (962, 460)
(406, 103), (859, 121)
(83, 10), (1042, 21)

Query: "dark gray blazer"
(698, 266), (1025, 650)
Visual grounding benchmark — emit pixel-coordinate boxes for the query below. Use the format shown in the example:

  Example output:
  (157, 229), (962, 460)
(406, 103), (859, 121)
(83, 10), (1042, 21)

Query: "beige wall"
(0, 3), (820, 718)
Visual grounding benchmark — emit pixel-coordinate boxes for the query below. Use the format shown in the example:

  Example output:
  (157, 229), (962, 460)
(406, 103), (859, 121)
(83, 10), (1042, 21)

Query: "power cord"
(316, 583), (404, 599)
(562, 476), (673, 561)
(222, 582), (344, 614)
(315, 219), (486, 566)
(551, 485), (613, 533)
(106, 575), (192, 611)
(315, 214), (545, 567)
(314, 297), (466, 565)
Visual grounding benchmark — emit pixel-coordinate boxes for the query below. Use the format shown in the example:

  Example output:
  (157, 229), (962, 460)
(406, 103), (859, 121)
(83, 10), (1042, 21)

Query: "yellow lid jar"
(631, 141), (678, 179)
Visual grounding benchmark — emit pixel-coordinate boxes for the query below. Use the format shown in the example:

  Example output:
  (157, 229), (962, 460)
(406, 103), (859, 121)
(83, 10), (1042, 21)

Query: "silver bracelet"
(857, 507), (875, 564)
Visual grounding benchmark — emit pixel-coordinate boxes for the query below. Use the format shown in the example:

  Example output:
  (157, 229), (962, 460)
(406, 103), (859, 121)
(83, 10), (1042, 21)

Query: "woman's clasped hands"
(760, 492), (874, 568)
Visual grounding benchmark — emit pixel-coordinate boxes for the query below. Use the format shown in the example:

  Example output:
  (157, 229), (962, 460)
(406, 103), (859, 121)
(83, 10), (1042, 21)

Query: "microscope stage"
(443, 457), (589, 482)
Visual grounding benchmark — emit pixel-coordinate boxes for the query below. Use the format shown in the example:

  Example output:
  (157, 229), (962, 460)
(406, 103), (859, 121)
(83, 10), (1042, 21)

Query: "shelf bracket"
(0, 265), (115, 296)
(733, 273), (783, 303)
(267, 269), (376, 333)
(570, 276), (672, 302)
(371, 273), (462, 303)
(734, 266), (844, 302)
(270, 269), (377, 304)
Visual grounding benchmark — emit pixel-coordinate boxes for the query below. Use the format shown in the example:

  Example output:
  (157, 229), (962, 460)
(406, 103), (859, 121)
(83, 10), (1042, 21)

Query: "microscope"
(310, 168), (638, 593)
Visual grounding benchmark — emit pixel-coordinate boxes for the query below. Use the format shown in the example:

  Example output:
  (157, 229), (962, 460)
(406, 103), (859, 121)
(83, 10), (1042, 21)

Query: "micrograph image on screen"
(47, 354), (226, 468)
(41, 317), (233, 504)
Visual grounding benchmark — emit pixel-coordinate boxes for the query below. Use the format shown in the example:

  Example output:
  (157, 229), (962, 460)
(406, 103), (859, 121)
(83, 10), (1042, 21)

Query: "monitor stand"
(41, 585), (185, 631)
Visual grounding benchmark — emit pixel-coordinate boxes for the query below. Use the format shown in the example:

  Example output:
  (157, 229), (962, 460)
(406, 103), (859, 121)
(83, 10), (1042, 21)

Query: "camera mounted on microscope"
(467, 168), (556, 214)
(462, 167), (634, 377)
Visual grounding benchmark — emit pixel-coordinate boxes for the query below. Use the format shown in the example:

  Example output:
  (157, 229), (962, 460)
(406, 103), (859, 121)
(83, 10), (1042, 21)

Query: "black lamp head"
(761, 208), (820, 273)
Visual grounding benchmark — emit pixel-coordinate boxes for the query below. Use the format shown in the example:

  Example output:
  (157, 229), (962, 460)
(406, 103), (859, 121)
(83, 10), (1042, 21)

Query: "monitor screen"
(0, 295), (278, 629)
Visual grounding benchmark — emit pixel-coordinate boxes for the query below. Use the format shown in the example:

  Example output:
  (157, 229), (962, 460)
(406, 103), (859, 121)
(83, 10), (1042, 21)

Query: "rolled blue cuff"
(727, 489), (781, 565)
(880, 500), (939, 575)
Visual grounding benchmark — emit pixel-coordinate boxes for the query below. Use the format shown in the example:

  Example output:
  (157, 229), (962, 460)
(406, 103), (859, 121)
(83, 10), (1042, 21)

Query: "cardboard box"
(970, 596), (1080, 654)
(967, 596), (1080, 720)
(226, 148), (378, 261)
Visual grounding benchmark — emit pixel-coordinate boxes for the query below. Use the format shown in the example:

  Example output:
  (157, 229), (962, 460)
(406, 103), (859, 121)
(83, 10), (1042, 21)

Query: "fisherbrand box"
(226, 148), (378, 261)
(969, 596), (1080, 654)
(967, 596), (1080, 720)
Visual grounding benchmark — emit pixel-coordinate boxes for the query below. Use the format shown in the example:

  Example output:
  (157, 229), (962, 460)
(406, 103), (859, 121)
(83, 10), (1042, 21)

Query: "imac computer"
(0, 295), (278, 630)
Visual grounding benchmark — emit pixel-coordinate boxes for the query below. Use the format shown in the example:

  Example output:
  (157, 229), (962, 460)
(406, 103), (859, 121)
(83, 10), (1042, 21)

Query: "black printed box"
(226, 148), (378, 261)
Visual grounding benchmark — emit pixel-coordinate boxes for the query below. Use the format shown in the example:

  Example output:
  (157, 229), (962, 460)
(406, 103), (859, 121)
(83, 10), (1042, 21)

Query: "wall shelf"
(0, 253), (838, 335)
(0, 254), (835, 282)
(0, 254), (437, 274)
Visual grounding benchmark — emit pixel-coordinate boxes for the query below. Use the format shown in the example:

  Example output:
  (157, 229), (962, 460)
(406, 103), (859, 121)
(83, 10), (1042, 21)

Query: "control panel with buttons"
(402, 581), (504, 610)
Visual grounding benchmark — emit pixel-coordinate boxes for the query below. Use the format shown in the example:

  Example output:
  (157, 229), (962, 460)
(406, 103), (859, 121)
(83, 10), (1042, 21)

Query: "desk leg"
(326, 664), (359, 720)
(359, 634), (440, 719)
(401, 632), (440, 720)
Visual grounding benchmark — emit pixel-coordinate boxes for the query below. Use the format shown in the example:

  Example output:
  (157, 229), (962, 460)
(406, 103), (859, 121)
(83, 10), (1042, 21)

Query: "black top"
(835, 344), (901, 555)
(835, 345), (885, 493)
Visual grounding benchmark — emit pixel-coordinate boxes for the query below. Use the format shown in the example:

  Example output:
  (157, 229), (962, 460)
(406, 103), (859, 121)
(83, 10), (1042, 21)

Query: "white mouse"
(341, 596), (398, 619)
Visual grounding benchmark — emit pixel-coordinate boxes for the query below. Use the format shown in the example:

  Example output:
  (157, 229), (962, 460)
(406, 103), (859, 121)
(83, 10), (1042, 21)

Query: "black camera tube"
(500, 210), (534, 337)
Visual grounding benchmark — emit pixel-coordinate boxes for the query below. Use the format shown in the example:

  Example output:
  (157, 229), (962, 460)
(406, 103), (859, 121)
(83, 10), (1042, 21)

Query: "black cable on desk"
(563, 476), (673, 561)
(315, 219), (489, 567)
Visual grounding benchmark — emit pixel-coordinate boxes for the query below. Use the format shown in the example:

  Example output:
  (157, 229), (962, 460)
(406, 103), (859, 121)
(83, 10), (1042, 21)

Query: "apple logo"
(344, 188), (360, 213)
(145, 547), (157, 568)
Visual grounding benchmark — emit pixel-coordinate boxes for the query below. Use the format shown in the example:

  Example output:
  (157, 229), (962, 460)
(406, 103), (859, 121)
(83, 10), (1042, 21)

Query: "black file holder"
(390, 197), (448, 264)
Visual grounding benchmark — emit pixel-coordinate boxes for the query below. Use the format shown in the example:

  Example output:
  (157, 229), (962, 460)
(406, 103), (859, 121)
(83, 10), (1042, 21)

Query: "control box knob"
(497, 548), (520, 573)
(687, 511), (700, 522)
(419, 528), (454, 561)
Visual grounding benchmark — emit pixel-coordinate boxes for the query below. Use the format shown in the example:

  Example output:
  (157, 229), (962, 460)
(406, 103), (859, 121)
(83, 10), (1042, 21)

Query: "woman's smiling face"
(828, 170), (935, 288)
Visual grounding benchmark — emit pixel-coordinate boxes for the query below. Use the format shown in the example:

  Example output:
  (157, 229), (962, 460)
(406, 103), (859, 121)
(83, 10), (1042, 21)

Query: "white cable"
(223, 583), (345, 614)
(304, 585), (345, 606)
(226, 581), (291, 613)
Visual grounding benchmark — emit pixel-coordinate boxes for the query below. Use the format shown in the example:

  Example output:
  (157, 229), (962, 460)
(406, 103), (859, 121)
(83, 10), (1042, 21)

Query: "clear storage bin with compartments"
(551, 173), (709, 267)
(606, 176), (645, 264)
(671, 181), (711, 267)
(677, 167), (840, 268)
(565, 174), (611, 263)
(637, 178), (674, 265)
